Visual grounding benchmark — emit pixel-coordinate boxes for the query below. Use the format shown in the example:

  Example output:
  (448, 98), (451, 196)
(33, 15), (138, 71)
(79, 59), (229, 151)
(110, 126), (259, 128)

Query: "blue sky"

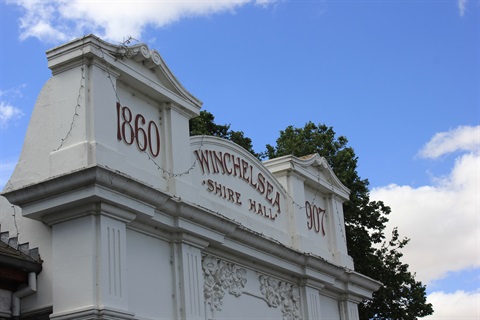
(1, 0), (479, 318)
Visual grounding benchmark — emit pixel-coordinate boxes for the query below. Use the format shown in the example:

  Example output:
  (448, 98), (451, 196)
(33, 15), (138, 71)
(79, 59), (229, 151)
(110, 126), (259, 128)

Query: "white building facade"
(0, 35), (380, 320)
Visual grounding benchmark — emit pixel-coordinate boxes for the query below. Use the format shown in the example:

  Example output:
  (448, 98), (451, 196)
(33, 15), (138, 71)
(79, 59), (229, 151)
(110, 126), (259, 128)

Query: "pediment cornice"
(46, 34), (202, 117)
(264, 153), (350, 201)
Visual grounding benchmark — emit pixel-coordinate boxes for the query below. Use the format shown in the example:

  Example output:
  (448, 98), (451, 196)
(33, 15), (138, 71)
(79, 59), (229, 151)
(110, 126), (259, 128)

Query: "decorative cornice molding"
(263, 153), (350, 202)
(49, 306), (134, 320)
(2, 166), (380, 300)
(46, 34), (202, 116)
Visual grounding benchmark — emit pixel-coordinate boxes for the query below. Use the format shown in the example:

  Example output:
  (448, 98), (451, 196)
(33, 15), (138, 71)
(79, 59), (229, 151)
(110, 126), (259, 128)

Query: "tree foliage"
(189, 110), (260, 159)
(265, 122), (433, 319)
(190, 115), (433, 319)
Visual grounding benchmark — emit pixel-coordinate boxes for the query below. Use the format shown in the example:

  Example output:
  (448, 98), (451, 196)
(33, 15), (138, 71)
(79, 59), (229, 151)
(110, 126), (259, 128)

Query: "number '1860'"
(116, 102), (160, 158)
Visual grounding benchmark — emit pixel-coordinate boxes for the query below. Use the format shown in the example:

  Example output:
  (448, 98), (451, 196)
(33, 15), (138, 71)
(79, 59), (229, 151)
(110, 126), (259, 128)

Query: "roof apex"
(46, 34), (202, 115)
(264, 153), (350, 201)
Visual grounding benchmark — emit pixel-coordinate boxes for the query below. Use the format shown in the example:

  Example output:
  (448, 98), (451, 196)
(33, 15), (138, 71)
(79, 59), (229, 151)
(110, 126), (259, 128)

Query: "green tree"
(189, 110), (260, 159)
(265, 122), (433, 319)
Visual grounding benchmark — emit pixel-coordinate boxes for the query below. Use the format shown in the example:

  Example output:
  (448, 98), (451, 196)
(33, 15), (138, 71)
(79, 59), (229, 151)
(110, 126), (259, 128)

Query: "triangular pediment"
(47, 34), (202, 117)
(112, 42), (202, 109)
(264, 153), (350, 202)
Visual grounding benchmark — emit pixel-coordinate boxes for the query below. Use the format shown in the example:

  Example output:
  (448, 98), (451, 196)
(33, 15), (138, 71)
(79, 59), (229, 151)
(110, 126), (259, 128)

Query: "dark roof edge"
(0, 226), (43, 274)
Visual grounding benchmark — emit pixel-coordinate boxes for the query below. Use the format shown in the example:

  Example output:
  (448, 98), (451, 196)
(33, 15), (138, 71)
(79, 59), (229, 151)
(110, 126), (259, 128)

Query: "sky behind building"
(1, 0), (479, 318)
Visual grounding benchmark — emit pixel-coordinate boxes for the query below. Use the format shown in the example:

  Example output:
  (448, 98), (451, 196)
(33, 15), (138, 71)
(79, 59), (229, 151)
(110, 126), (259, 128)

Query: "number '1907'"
(305, 201), (326, 236)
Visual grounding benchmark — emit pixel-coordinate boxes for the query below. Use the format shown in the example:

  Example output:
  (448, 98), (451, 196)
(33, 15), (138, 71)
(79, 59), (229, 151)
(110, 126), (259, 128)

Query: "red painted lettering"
(206, 179), (214, 192)
(116, 103), (161, 158)
(233, 156), (242, 178)
(194, 150), (210, 174)
(223, 153), (233, 174)
(249, 199), (257, 211)
(242, 159), (249, 183)
(265, 181), (274, 203)
(235, 192), (242, 205)
(257, 173), (265, 194)
(305, 201), (326, 235)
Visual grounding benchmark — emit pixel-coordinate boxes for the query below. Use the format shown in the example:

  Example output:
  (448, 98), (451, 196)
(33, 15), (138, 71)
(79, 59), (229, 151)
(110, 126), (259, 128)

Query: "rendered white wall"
(126, 230), (174, 319)
(320, 294), (341, 320)
(51, 215), (97, 313)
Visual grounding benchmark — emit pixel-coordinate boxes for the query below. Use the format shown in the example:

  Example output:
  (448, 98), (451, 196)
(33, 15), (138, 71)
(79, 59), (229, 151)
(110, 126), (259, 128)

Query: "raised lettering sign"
(305, 201), (326, 236)
(194, 149), (282, 220)
(116, 102), (160, 157)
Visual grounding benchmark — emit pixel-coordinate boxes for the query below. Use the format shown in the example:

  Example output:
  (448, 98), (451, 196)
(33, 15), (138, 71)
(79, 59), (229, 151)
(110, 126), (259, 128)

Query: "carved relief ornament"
(259, 275), (302, 320)
(202, 255), (247, 312)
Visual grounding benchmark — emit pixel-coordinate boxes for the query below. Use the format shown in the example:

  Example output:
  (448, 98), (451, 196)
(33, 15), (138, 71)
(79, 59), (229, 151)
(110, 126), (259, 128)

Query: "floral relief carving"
(259, 275), (302, 320)
(202, 255), (247, 312)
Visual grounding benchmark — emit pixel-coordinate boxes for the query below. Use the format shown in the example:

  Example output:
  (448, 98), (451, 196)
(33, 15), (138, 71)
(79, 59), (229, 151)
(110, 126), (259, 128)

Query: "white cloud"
(0, 84), (26, 99)
(371, 125), (480, 284)
(0, 102), (24, 128)
(255, 0), (278, 7)
(418, 125), (479, 159)
(423, 290), (479, 319)
(458, 0), (468, 17)
(8, 0), (277, 43)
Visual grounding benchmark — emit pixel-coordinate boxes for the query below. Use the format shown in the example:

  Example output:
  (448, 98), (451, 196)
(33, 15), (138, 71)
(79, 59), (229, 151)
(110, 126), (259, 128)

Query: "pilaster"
(339, 299), (361, 320)
(303, 286), (322, 320)
(162, 103), (197, 197)
(171, 234), (208, 320)
(48, 203), (135, 320)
